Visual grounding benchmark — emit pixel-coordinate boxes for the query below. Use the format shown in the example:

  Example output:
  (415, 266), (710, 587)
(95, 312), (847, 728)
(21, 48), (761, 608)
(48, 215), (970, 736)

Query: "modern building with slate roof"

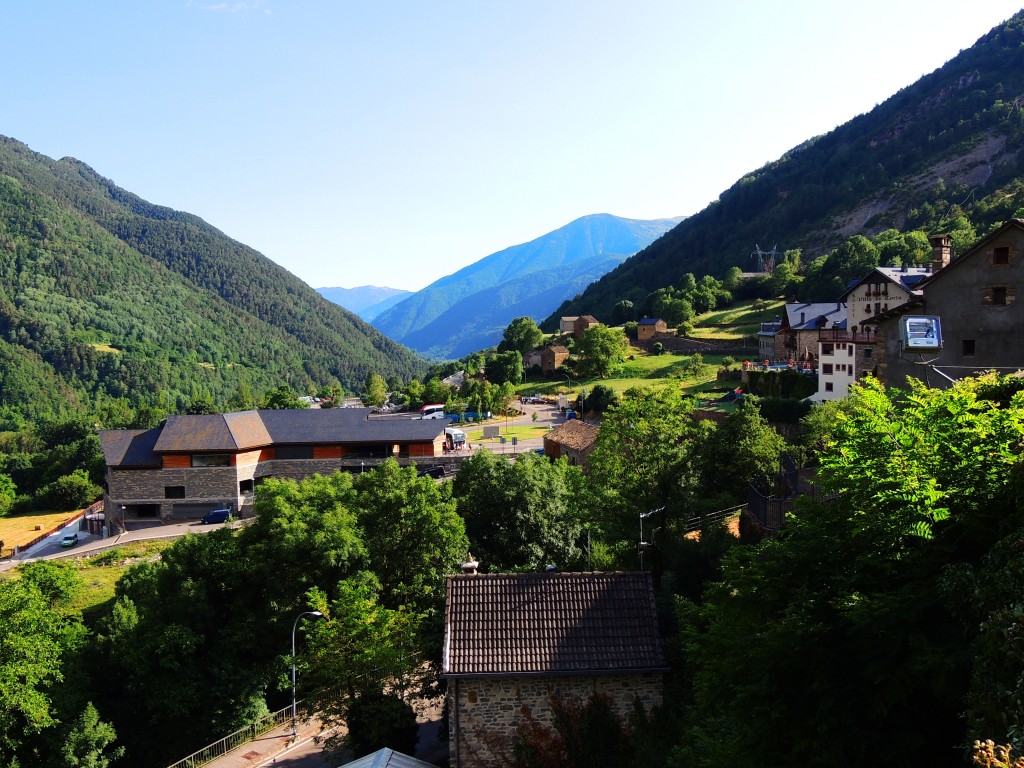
(99, 408), (448, 522)
(442, 570), (666, 767)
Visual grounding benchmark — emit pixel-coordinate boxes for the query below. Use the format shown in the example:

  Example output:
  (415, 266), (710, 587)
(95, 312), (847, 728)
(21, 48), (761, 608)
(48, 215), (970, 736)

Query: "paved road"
(0, 517), (231, 572)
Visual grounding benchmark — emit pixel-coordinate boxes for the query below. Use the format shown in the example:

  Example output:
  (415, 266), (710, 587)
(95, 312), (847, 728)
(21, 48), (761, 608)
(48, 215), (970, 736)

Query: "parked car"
(60, 533), (79, 548)
(200, 508), (231, 524)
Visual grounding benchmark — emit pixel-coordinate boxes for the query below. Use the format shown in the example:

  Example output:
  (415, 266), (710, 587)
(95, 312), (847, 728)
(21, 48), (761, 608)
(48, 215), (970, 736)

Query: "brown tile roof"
(577, 315), (599, 324)
(442, 572), (666, 677)
(544, 346), (570, 355)
(545, 420), (598, 452)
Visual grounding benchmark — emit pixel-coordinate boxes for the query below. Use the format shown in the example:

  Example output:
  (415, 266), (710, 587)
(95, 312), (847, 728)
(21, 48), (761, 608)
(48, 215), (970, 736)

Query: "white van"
(444, 427), (467, 450)
(420, 404), (446, 420)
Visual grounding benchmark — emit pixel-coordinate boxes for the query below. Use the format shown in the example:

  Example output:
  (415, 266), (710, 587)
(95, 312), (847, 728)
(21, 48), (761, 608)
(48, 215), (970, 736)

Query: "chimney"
(461, 552), (479, 575)
(929, 233), (952, 273)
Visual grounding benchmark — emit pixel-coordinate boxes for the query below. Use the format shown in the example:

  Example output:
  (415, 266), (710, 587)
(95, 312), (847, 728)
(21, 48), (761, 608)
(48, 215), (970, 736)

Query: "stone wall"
(448, 673), (663, 767)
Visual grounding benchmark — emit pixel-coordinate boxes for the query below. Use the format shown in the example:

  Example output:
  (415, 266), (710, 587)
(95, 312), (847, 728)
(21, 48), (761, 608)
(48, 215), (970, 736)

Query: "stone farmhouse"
(442, 570), (666, 768)
(559, 316), (579, 335)
(572, 315), (599, 337)
(543, 420), (598, 468)
(99, 408), (448, 521)
(541, 345), (570, 374)
(637, 317), (668, 341)
(873, 219), (1024, 388)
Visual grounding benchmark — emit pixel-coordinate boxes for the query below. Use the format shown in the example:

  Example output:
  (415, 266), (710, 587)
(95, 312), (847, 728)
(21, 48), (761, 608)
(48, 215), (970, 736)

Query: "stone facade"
(106, 454), (467, 520)
(875, 220), (1024, 388)
(447, 673), (663, 767)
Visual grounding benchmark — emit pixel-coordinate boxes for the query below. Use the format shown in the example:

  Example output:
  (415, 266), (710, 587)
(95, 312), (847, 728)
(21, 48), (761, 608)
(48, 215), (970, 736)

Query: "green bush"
(35, 470), (101, 511)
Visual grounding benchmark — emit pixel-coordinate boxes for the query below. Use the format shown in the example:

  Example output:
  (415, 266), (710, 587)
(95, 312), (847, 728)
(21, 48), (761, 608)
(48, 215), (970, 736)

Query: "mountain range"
(549, 10), (1024, 325)
(0, 137), (426, 421)
(370, 213), (683, 359)
(315, 285), (413, 321)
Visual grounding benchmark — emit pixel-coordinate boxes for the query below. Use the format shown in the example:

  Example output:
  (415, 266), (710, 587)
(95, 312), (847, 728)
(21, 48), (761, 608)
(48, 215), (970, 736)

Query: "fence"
(681, 504), (744, 534)
(0, 499), (103, 560)
(166, 701), (303, 768)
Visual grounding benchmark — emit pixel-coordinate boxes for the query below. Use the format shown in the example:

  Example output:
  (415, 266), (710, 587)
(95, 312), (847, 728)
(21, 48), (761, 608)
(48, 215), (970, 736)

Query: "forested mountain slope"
(373, 213), (682, 358)
(0, 137), (427, 421)
(549, 11), (1024, 323)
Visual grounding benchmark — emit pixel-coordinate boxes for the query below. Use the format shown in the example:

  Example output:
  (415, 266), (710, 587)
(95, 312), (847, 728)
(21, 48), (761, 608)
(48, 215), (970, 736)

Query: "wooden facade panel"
(236, 450), (263, 466)
(313, 446), (343, 459)
(162, 455), (191, 469)
(409, 441), (441, 458)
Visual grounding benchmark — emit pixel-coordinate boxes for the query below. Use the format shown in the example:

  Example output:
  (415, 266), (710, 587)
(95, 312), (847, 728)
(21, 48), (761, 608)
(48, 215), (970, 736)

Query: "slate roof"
(545, 420), (598, 452)
(99, 428), (162, 468)
(101, 409), (445, 466)
(838, 266), (932, 301)
(782, 302), (846, 331)
(638, 317), (664, 325)
(442, 572), (666, 678)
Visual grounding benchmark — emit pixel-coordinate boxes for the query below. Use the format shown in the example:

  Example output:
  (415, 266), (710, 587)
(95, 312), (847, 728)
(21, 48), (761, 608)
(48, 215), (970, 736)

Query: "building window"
(239, 479), (254, 494)
(825, 382), (834, 392)
(276, 445), (314, 460)
(963, 339), (976, 357)
(848, 345), (854, 356)
(822, 343), (834, 355)
(192, 454), (231, 467)
(822, 363), (833, 375)
(992, 286), (1008, 305)
(164, 486), (186, 499)
(863, 347), (873, 359)
(994, 246), (1010, 265)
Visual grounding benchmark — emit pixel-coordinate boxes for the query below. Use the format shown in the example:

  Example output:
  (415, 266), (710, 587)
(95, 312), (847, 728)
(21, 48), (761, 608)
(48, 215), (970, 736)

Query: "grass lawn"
(689, 298), (785, 340)
(1, 538), (174, 616)
(0, 509), (86, 552)
(519, 349), (732, 399)
(465, 424), (550, 441)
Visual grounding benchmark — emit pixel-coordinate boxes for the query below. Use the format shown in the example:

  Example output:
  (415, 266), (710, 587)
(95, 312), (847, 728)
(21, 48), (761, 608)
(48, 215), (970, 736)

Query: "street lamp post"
(291, 610), (324, 739)
(639, 507), (664, 570)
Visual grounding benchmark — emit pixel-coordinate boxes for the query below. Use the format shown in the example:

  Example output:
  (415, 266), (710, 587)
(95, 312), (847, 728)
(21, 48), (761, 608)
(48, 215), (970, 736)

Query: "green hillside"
(548, 11), (1024, 323)
(0, 138), (427, 421)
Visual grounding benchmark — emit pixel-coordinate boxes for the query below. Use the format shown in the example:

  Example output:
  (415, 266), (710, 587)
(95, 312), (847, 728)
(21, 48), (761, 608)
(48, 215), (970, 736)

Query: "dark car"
(200, 508), (231, 524)
(60, 533), (79, 548)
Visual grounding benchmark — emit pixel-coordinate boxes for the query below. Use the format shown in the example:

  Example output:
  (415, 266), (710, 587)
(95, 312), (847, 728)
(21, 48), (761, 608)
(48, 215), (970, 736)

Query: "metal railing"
(166, 701), (304, 768)
(681, 504), (744, 533)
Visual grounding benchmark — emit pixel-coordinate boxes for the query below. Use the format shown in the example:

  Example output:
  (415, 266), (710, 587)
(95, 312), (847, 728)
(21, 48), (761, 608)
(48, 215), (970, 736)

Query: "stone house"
(776, 302), (846, 362)
(572, 315), (599, 337)
(559, 316), (579, 335)
(442, 570), (667, 768)
(637, 317), (668, 341)
(543, 420), (599, 468)
(541, 345), (570, 374)
(839, 262), (933, 331)
(99, 409), (447, 521)
(522, 349), (544, 371)
(873, 219), (1024, 388)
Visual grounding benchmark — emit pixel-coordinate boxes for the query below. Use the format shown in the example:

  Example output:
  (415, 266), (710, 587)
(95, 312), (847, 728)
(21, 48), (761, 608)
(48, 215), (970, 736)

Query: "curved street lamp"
(291, 610), (324, 739)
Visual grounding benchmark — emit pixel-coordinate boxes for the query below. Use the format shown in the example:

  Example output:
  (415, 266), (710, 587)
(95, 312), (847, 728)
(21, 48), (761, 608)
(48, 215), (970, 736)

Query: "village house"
(541, 345), (570, 374)
(522, 349), (543, 371)
(442, 569), (667, 768)
(572, 315), (599, 337)
(873, 219), (1024, 388)
(99, 408), (448, 522)
(636, 317), (668, 341)
(543, 419), (599, 468)
(559, 316), (579, 335)
(775, 302), (846, 362)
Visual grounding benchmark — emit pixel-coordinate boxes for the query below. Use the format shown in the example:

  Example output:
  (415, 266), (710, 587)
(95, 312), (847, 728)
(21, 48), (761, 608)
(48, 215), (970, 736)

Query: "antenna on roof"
(751, 243), (779, 274)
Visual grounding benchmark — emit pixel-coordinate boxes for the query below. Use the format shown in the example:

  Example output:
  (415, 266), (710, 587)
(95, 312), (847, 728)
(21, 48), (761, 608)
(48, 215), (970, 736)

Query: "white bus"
(419, 404), (446, 420)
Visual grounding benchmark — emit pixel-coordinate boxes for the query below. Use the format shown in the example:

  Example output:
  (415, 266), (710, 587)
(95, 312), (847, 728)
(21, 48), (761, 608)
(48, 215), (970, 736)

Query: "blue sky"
(3, 2), (1022, 291)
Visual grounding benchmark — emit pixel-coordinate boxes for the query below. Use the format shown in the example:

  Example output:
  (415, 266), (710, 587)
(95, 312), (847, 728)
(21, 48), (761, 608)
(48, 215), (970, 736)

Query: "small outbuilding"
(637, 317), (668, 340)
(543, 419), (599, 467)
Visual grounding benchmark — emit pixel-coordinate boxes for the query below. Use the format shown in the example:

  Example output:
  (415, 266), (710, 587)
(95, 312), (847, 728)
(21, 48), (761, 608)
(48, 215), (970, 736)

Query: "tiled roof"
(442, 572), (666, 677)
(783, 302), (846, 330)
(545, 420), (598, 452)
(544, 346), (570, 355)
(577, 315), (599, 324)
